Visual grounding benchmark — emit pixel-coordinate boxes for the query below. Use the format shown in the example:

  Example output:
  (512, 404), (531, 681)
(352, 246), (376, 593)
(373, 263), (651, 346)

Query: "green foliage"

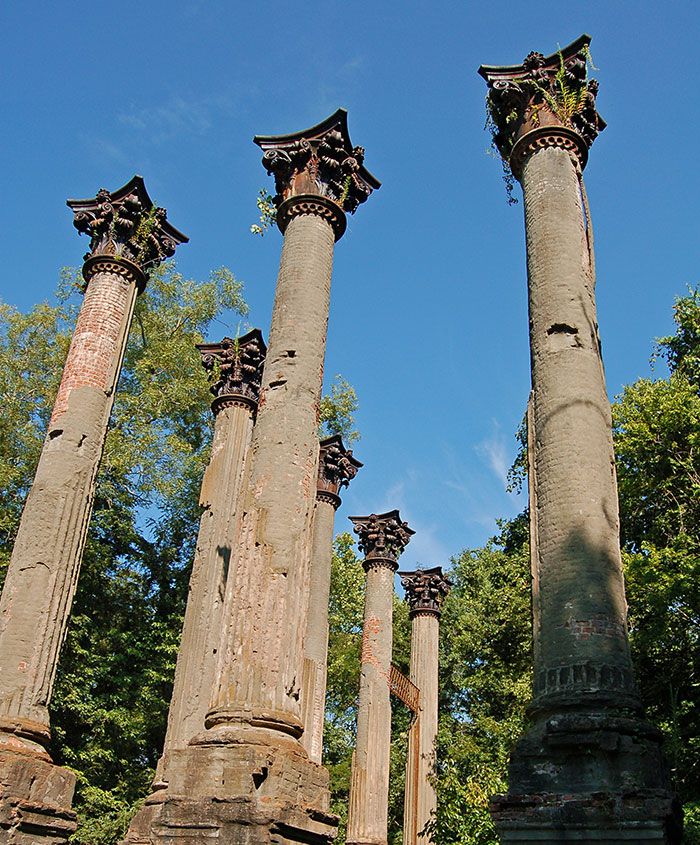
(428, 529), (531, 844)
(250, 189), (277, 236)
(319, 375), (360, 444)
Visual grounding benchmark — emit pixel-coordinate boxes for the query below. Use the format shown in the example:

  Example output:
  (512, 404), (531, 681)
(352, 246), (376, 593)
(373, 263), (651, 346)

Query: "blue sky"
(3, 1), (699, 571)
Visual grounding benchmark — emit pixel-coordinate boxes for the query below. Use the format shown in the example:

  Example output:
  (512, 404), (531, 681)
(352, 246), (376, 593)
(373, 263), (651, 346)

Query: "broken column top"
(317, 435), (363, 508)
(67, 176), (188, 286)
(350, 510), (414, 568)
(479, 34), (605, 175)
(254, 109), (380, 239)
(399, 566), (452, 618)
(197, 328), (267, 415)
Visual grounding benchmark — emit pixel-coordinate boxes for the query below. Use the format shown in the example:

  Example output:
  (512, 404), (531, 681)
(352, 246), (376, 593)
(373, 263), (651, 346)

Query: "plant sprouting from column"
(250, 188), (277, 236)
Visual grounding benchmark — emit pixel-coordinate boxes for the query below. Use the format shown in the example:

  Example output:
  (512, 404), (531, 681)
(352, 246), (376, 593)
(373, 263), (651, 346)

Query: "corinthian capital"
(317, 435), (362, 507)
(479, 34), (605, 175)
(197, 329), (267, 414)
(67, 176), (188, 283)
(350, 510), (414, 569)
(399, 566), (452, 618)
(254, 109), (380, 239)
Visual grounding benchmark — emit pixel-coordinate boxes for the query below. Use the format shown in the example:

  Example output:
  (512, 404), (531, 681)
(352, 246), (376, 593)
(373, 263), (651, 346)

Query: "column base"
(0, 749), (77, 844)
(491, 708), (682, 845)
(122, 732), (337, 845)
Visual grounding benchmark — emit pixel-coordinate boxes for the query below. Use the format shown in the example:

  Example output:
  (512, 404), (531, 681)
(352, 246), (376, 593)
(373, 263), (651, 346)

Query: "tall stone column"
(480, 36), (680, 842)
(157, 330), (266, 779)
(399, 568), (451, 845)
(301, 436), (362, 764)
(346, 511), (414, 845)
(136, 110), (379, 845)
(0, 177), (186, 843)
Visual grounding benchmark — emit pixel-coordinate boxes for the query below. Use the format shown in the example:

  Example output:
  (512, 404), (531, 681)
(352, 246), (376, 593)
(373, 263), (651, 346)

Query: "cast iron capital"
(197, 329), (267, 416)
(399, 566), (452, 618)
(350, 510), (414, 570)
(67, 176), (188, 287)
(254, 109), (380, 240)
(479, 35), (605, 177)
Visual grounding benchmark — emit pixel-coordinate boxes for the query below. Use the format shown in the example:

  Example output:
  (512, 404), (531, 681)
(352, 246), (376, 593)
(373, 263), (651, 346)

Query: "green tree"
(613, 287), (700, 842)
(428, 520), (531, 845)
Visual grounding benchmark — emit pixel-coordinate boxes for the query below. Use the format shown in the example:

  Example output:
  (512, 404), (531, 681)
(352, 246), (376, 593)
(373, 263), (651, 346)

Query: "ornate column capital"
(399, 566), (452, 619)
(350, 510), (414, 572)
(316, 435), (362, 509)
(67, 176), (188, 289)
(479, 34), (605, 178)
(254, 109), (380, 241)
(197, 329), (267, 416)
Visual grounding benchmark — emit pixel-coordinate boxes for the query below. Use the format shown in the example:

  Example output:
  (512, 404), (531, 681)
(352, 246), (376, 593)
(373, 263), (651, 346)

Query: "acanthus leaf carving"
(349, 510), (414, 565)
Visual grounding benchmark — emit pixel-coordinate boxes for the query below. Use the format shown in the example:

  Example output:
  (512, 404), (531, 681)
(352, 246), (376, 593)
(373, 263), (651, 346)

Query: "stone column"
(136, 110), (379, 845)
(156, 330), (266, 780)
(346, 511), (414, 845)
(399, 568), (451, 845)
(301, 436), (362, 764)
(480, 36), (680, 842)
(0, 177), (186, 843)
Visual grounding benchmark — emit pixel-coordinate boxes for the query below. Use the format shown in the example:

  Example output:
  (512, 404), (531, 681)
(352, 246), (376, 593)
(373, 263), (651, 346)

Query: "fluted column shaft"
(404, 612), (439, 845)
(209, 212), (335, 738)
(0, 263), (140, 748)
(346, 560), (395, 845)
(158, 398), (255, 777)
(522, 147), (635, 708)
(301, 495), (337, 763)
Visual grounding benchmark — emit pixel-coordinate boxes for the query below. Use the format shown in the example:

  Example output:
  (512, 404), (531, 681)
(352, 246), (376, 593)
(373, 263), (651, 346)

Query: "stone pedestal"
(127, 110), (378, 845)
(399, 569), (450, 845)
(480, 37), (680, 843)
(346, 512), (413, 845)
(0, 178), (186, 843)
(301, 437), (361, 764)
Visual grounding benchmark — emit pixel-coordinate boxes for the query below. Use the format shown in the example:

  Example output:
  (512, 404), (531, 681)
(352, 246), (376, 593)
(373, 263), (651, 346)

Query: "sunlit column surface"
(479, 35), (680, 843)
(0, 178), (186, 843)
(301, 436), (362, 764)
(346, 511), (414, 845)
(399, 568), (451, 845)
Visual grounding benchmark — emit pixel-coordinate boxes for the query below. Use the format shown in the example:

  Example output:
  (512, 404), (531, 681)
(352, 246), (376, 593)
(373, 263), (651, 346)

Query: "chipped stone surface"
(0, 265), (141, 840)
(208, 212), (335, 736)
(155, 400), (256, 783)
(399, 570), (450, 844)
(486, 118), (679, 842)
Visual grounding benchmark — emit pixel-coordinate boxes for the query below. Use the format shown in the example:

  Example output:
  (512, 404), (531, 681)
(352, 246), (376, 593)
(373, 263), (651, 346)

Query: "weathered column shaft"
(400, 568), (450, 845)
(347, 511), (413, 845)
(523, 145), (634, 703)
(156, 331), (265, 780)
(301, 498), (336, 763)
(404, 614), (438, 844)
(210, 212), (335, 734)
(0, 177), (186, 843)
(0, 265), (137, 735)
(480, 36), (679, 842)
(301, 436), (361, 764)
(161, 402), (254, 761)
(347, 562), (395, 845)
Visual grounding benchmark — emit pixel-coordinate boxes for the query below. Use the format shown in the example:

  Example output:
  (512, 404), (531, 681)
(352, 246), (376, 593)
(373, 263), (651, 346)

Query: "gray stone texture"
(124, 211), (340, 845)
(491, 145), (680, 842)
(208, 211), (335, 737)
(301, 497), (336, 765)
(0, 177), (186, 843)
(346, 562), (396, 845)
(157, 398), (256, 780)
(0, 265), (140, 843)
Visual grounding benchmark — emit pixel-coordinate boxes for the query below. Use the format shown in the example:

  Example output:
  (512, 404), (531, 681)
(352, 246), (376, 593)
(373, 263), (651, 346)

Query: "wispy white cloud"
(475, 422), (509, 484)
(117, 94), (233, 144)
